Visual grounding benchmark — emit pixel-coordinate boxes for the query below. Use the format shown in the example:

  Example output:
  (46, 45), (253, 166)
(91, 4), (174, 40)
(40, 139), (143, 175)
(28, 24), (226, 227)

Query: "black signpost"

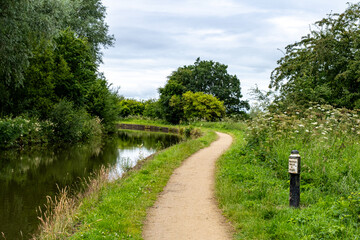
(289, 150), (301, 208)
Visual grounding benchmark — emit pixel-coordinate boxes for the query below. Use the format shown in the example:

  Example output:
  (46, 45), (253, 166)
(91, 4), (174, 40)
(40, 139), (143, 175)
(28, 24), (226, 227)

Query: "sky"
(99, 0), (351, 103)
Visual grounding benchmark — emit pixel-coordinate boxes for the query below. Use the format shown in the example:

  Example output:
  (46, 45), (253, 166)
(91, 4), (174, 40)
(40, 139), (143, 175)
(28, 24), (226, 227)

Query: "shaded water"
(0, 130), (180, 239)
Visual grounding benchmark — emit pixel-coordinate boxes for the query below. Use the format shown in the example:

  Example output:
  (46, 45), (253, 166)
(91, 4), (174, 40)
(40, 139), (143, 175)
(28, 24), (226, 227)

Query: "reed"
(33, 167), (109, 240)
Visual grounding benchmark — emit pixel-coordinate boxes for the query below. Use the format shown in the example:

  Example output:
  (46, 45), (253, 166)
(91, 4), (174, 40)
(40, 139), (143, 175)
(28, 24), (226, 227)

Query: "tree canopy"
(181, 91), (225, 122)
(0, 0), (114, 87)
(270, 3), (360, 109)
(166, 58), (249, 114)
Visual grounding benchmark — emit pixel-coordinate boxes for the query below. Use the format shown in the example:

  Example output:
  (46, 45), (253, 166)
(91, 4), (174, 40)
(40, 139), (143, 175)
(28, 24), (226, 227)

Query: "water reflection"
(0, 130), (180, 239)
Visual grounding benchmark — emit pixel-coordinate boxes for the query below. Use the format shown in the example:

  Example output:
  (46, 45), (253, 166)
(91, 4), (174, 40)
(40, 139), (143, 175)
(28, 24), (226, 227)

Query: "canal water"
(0, 130), (181, 239)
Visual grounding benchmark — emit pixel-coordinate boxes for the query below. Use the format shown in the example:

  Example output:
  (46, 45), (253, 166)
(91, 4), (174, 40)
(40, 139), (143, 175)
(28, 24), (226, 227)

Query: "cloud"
(104, 0), (264, 18)
(101, 0), (351, 101)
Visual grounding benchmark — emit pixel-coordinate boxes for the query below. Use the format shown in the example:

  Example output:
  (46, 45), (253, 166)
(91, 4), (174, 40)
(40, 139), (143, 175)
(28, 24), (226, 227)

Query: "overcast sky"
(100, 0), (351, 102)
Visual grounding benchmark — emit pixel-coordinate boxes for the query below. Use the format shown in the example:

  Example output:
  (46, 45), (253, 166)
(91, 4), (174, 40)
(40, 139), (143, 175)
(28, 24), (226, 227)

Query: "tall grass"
(33, 167), (109, 240)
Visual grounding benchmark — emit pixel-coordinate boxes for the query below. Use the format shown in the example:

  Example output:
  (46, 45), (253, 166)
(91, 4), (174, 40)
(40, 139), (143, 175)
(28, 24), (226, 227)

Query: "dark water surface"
(0, 130), (180, 239)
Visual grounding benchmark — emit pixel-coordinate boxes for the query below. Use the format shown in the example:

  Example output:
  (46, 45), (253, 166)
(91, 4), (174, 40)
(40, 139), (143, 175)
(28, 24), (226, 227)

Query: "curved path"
(143, 132), (234, 240)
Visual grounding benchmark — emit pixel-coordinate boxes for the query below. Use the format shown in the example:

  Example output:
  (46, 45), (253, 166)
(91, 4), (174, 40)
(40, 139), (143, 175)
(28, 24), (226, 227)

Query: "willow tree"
(0, 0), (114, 116)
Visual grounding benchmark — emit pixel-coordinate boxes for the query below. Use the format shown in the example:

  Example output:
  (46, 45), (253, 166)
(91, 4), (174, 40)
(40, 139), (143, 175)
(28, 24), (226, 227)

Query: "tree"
(181, 91), (225, 122)
(158, 80), (186, 124)
(270, 3), (360, 109)
(53, 29), (98, 107)
(165, 58), (249, 114)
(143, 99), (162, 119)
(118, 99), (145, 117)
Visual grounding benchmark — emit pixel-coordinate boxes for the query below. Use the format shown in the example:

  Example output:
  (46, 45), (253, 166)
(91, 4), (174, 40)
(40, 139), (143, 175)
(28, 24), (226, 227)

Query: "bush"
(0, 117), (51, 148)
(50, 100), (102, 143)
(85, 80), (120, 133)
(118, 99), (145, 118)
(181, 91), (225, 122)
(143, 99), (162, 119)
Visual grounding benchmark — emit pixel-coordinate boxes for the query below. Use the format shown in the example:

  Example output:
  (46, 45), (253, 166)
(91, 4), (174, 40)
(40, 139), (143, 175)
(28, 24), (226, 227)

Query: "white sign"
(289, 158), (299, 174)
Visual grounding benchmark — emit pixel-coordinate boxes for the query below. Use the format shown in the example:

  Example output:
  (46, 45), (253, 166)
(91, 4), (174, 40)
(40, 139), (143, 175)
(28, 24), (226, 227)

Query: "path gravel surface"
(143, 132), (234, 240)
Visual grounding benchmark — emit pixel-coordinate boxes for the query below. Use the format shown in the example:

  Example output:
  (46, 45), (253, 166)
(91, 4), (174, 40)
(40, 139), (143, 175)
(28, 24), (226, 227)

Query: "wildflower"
(298, 124), (304, 127)
(311, 122), (318, 125)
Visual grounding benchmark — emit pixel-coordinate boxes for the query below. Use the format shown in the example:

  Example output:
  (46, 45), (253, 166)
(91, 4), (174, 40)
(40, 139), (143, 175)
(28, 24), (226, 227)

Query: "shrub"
(0, 117), (51, 148)
(118, 99), (145, 118)
(49, 100), (102, 143)
(143, 99), (162, 119)
(181, 91), (225, 122)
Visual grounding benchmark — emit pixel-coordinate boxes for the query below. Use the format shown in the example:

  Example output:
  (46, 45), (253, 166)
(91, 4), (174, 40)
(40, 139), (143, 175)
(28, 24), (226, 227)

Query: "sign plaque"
(289, 158), (299, 174)
(288, 152), (301, 174)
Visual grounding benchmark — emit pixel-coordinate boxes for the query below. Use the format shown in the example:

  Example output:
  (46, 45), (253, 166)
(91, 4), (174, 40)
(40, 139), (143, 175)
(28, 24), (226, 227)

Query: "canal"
(0, 130), (181, 239)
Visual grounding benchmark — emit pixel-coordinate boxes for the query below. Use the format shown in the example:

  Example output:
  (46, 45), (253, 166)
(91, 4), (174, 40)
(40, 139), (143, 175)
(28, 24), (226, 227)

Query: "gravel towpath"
(143, 132), (234, 240)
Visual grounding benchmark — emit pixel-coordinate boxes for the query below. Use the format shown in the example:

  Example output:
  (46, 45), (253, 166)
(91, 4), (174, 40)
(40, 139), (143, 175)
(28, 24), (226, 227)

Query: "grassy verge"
(213, 106), (360, 239)
(52, 127), (217, 239)
(118, 118), (171, 127)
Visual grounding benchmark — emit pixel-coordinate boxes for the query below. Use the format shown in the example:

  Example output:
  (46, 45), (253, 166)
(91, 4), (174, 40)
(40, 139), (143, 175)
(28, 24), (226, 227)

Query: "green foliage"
(0, 28), (118, 144)
(161, 58), (249, 115)
(182, 91), (225, 122)
(85, 79), (120, 133)
(158, 80), (186, 124)
(0, 0), (72, 86)
(143, 99), (162, 119)
(119, 99), (145, 118)
(49, 100), (102, 143)
(0, 0), (113, 87)
(53, 29), (98, 107)
(271, 3), (360, 109)
(0, 117), (52, 148)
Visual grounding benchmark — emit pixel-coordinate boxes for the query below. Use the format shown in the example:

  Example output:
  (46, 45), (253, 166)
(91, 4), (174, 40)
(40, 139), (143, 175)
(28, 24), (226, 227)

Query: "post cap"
(291, 150), (299, 154)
